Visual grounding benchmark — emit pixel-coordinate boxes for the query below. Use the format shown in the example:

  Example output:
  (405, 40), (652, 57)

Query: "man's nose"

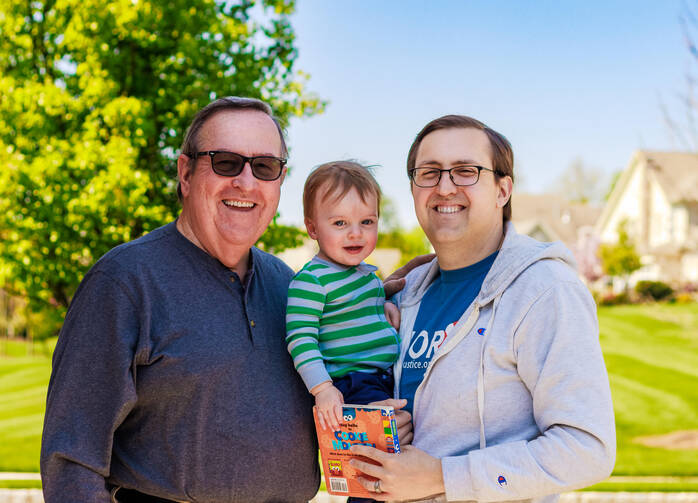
(435, 170), (457, 195)
(232, 162), (256, 189)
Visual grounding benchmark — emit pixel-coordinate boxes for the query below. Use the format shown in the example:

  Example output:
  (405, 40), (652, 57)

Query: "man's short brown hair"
(303, 161), (382, 220)
(406, 115), (514, 222)
(177, 96), (287, 201)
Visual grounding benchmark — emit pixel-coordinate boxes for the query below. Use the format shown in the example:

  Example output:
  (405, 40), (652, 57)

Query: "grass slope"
(0, 303), (696, 491)
(0, 355), (51, 472)
(598, 303), (698, 477)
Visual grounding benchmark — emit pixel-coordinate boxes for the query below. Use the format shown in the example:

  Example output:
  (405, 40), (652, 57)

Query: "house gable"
(596, 150), (698, 283)
(597, 150), (698, 246)
(596, 151), (645, 243)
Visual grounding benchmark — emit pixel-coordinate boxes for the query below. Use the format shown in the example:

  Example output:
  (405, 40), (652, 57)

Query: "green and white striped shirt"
(286, 256), (400, 392)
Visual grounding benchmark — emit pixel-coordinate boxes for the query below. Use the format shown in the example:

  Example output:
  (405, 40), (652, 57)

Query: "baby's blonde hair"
(303, 161), (382, 220)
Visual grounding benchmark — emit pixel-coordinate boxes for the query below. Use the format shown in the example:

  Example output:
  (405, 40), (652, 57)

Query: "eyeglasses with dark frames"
(409, 165), (497, 188)
(188, 151), (286, 181)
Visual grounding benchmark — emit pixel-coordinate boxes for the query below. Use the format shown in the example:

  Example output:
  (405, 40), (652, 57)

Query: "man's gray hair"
(177, 96), (288, 200)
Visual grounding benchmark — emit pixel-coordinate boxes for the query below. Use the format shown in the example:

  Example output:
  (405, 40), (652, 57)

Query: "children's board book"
(313, 404), (401, 497)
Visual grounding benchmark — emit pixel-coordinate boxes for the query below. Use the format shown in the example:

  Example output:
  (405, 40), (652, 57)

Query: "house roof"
(641, 151), (698, 204)
(596, 150), (698, 235)
(511, 192), (602, 245)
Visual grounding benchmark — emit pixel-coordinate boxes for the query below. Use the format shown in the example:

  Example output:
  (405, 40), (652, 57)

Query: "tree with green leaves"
(377, 196), (432, 267)
(0, 0), (324, 338)
(599, 220), (642, 292)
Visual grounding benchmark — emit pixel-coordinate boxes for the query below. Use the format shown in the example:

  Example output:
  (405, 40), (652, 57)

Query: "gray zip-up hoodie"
(393, 223), (615, 502)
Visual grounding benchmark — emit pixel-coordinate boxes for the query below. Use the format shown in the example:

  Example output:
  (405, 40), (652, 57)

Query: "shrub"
(678, 283), (697, 294)
(635, 281), (674, 301)
(599, 292), (630, 306)
(674, 292), (696, 304)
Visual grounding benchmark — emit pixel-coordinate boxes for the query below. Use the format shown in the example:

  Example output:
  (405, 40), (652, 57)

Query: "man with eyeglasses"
(349, 115), (615, 502)
(41, 97), (322, 502)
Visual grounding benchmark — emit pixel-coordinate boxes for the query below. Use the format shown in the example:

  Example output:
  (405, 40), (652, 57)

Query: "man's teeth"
(223, 200), (254, 208)
(436, 205), (462, 214)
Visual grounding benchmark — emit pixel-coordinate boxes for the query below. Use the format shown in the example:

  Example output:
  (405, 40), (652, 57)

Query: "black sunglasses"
(188, 151), (286, 181)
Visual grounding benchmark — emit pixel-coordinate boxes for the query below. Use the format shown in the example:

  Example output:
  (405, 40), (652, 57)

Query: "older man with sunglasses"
(42, 98), (325, 502)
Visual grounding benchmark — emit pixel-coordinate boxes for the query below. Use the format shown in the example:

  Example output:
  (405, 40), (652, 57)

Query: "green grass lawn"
(0, 303), (696, 492)
(0, 353), (51, 472)
(0, 480), (42, 489)
(597, 303), (698, 477)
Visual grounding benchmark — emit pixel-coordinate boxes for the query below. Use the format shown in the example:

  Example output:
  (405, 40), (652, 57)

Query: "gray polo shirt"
(41, 221), (320, 502)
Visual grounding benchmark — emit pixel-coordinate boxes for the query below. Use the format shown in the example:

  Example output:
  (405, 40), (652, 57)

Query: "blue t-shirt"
(399, 251), (498, 415)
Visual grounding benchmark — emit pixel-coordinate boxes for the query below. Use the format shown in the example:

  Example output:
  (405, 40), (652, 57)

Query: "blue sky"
(277, 0), (692, 228)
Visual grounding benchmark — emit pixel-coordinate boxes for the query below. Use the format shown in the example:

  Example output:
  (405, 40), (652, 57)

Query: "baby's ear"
(305, 218), (318, 240)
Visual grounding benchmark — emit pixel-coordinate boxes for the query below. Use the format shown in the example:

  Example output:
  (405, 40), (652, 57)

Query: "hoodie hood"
(399, 221), (577, 308)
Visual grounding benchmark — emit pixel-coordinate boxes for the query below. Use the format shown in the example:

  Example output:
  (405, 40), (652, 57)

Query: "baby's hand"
(312, 381), (344, 431)
(384, 301), (401, 330)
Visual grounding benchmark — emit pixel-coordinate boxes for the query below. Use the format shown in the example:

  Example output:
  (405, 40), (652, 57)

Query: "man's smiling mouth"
(435, 205), (464, 214)
(223, 199), (255, 209)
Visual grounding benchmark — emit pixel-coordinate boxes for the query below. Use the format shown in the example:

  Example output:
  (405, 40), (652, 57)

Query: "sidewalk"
(1, 474), (696, 503)
(1, 491), (697, 503)
(0, 474), (40, 481)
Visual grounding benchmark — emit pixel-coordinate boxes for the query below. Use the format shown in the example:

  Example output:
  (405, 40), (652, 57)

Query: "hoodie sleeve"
(441, 279), (616, 502)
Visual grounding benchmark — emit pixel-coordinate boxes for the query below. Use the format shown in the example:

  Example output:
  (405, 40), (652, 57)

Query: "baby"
(286, 161), (400, 431)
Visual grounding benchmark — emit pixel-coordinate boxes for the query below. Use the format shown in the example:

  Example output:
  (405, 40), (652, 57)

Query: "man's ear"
(305, 217), (318, 240)
(496, 175), (513, 209)
(279, 166), (287, 185)
(177, 154), (194, 198)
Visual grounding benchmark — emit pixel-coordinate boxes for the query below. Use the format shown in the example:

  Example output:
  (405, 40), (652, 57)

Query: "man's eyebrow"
(211, 149), (281, 157)
(418, 158), (482, 166)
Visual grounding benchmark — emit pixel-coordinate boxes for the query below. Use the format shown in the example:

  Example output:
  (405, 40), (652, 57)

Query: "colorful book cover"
(314, 404), (401, 497)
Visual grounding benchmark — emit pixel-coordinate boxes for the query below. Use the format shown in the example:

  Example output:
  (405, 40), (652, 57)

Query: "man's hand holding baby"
(384, 302), (400, 330)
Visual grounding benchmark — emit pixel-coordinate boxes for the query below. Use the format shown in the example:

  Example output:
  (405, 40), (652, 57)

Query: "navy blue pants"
(333, 370), (394, 503)
(332, 369), (393, 405)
